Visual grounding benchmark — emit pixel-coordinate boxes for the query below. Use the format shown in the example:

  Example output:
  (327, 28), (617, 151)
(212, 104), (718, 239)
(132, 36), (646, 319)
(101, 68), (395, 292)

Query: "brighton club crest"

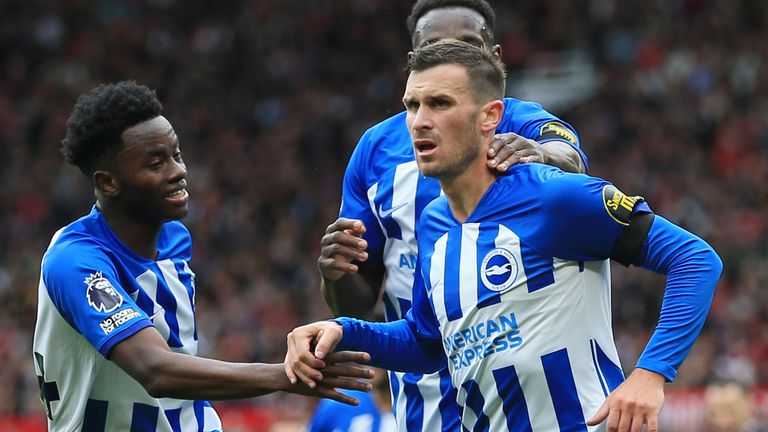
(480, 248), (519, 292)
(85, 271), (123, 313)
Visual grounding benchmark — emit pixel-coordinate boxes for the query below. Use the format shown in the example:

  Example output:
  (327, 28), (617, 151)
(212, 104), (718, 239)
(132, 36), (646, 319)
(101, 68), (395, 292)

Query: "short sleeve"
(339, 128), (386, 263)
(43, 240), (152, 357)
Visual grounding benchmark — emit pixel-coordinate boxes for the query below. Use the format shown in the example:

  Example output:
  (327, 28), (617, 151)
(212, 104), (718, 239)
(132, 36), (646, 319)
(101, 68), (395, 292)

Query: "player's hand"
(285, 321), (351, 388)
(318, 218), (368, 281)
(285, 350), (373, 406)
(487, 132), (545, 172)
(587, 368), (666, 432)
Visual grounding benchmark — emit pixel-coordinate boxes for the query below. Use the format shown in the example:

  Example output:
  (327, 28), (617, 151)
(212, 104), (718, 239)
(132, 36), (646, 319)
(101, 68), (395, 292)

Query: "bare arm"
(110, 327), (372, 404)
(319, 218), (385, 318)
(487, 133), (586, 174)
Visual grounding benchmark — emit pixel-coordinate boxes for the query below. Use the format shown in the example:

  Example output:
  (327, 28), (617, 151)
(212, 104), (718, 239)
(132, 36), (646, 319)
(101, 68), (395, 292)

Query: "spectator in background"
(704, 381), (764, 432)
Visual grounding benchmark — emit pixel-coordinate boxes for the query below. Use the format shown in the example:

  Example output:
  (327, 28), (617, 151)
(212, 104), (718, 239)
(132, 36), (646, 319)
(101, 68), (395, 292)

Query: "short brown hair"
(407, 39), (506, 104)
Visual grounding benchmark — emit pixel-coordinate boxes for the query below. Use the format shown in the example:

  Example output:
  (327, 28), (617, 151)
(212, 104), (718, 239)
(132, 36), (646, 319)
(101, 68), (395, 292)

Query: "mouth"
(414, 139), (437, 157)
(165, 188), (189, 205)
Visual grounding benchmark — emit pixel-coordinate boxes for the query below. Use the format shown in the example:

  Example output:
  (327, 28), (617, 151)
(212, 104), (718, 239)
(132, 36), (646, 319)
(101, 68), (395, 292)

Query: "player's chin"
(164, 205), (189, 221)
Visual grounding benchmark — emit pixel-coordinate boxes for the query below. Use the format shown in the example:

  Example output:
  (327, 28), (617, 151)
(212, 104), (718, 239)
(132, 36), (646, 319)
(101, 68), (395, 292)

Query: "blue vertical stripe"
(444, 230), (463, 321)
(156, 271), (182, 348)
(374, 170), (402, 240)
(398, 297), (413, 318)
(194, 400), (206, 431)
(389, 371), (400, 419)
(414, 175), (441, 226)
(461, 380), (490, 432)
(176, 260), (198, 341)
(541, 348), (587, 431)
(82, 398), (108, 432)
(383, 294), (398, 322)
(520, 242), (554, 292)
(130, 403), (159, 432)
(165, 408), (182, 432)
(595, 342), (625, 391)
(476, 224), (502, 309)
(402, 374), (424, 431)
(492, 365), (533, 432)
(438, 369), (460, 432)
(590, 341), (609, 397)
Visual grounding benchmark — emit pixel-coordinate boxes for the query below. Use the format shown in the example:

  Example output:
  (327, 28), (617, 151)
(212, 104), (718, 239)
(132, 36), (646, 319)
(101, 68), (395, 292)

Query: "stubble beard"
(422, 115), (483, 181)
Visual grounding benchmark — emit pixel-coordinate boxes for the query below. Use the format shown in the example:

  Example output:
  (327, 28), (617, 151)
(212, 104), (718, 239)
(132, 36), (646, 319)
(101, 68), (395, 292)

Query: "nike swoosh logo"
(378, 202), (408, 219)
(149, 309), (163, 321)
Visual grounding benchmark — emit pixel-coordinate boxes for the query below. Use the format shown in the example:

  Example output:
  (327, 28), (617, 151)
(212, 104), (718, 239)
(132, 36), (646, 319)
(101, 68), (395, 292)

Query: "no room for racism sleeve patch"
(602, 185), (643, 226)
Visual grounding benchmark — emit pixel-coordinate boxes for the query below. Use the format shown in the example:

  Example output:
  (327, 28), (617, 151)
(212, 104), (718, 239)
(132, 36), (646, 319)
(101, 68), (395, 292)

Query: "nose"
(411, 105), (433, 131)
(169, 158), (187, 183)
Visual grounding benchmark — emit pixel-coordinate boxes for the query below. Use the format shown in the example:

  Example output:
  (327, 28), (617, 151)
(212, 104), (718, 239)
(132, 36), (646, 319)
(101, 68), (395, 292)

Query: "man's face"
(412, 7), (499, 57)
(108, 115), (189, 224)
(403, 63), (483, 180)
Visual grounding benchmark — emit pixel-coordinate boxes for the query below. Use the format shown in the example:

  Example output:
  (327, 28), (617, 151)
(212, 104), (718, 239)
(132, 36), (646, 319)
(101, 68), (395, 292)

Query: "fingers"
(318, 219), (369, 279)
(587, 399), (609, 426)
(324, 350), (371, 365)
(316, 386), (361, 406)
(325, 218), (366, 236)
(319, 376), (372, 393)
(487, 133), (542, 172)
(322, 361), (374, 381)
(285, 325), (328, 388)
(314, 323), (343, 359)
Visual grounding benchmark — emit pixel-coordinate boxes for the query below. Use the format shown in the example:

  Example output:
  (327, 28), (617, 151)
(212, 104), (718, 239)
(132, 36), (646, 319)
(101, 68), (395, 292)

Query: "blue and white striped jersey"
(33, 206), (222, 432)
(339, 99), (584, 431)
(406, 164), (651, 431)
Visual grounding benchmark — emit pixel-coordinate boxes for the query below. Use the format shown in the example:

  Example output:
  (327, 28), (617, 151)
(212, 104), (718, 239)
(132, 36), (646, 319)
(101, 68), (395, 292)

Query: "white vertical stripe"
(178, 402), (198, 431)
(158, 259), (197, 354)
(391, 161), (419, 243)
(392, 372), (409, 432)
(519, 361), (559, 431)
(136, 270), (172, 341)
(418, 373), (443, 431)
(203, 404), (223, 432)
(459, 224), (480, 315)
(429, 234), (449, 320)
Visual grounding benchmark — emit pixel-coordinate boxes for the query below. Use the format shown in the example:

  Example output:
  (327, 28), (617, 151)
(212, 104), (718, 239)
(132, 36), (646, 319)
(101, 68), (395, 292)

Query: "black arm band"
(610, 212), (655, 267)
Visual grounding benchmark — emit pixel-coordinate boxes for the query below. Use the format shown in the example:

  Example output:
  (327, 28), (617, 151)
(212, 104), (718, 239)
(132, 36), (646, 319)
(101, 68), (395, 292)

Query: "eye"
(404, 100), (420, 112)
(173, 151), (183, 162)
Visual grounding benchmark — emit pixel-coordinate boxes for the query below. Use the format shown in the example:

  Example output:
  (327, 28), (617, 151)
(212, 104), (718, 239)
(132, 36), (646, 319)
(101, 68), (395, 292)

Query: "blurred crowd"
(1, 0), (767, 427)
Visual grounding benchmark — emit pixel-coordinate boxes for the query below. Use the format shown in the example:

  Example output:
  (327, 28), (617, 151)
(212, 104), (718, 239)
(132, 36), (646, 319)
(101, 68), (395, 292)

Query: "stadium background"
(1, 0), (767, 430)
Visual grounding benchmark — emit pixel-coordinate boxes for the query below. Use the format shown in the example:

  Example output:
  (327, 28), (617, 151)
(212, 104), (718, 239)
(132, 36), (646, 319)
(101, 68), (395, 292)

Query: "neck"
(440, 154), (496, 223)
(97, 201), (162, 260)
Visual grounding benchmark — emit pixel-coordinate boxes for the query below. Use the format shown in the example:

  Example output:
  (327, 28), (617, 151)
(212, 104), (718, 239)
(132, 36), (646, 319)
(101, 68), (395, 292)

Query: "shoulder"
(502, 96), (545, 113)
(417, 196), (455, 242)
(159, 221), (192, 260)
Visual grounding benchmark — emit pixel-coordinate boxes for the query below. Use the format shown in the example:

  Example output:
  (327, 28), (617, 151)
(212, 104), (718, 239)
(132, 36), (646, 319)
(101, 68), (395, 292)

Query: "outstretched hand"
(285, 349), (373, 406)
(587, 368), (666, 432)
(318, 218), (368, 281)
(284, 321), (352, 388)
(487, 132), (546, 172)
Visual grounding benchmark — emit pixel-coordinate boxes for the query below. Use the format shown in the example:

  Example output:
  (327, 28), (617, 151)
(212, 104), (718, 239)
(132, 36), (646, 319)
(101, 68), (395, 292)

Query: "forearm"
(636, 216), (723, 381)
(129, 350), (289, 399)
(541, 141), (586, 173)
(335, 317), (445, 373)
(321, 264), (383, 318)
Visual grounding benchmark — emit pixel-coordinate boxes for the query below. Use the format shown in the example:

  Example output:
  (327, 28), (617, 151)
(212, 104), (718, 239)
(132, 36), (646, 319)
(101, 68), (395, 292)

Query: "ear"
(479, 100), (504, 133)
(492, 44), (502, 61)
(93, 170), (119, 197)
